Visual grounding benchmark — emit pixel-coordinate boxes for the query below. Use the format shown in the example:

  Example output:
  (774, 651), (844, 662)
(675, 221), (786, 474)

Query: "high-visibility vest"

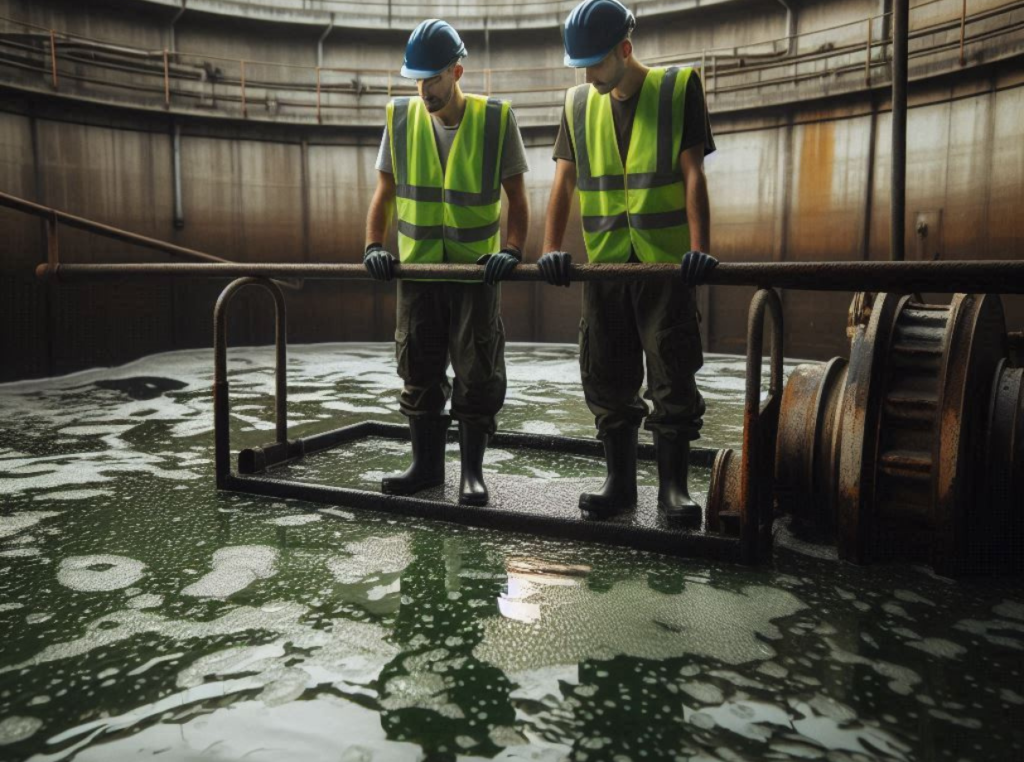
(566, 66), (692, 263)
(387, 94), (510, 273)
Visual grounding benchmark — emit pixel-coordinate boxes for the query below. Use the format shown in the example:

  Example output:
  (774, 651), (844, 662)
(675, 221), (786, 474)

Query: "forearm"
(686, 169), (711, 253)
(502, 176), (530, 252)
(365, 176), (395, 247)
(542, 183), (573, 253)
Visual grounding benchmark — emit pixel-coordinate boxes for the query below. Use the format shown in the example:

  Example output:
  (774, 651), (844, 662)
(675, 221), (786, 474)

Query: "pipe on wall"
(169, 1), (186, 54)
(172, 122), (184, 229)
(891, 0), (909, 262)
(776, 0), (798, 57)
(317, 16), (334, 68)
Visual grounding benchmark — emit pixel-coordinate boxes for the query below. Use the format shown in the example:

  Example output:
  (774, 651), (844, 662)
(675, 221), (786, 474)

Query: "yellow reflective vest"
(387, 94), (510, 273)
(566, 66), (692, 263)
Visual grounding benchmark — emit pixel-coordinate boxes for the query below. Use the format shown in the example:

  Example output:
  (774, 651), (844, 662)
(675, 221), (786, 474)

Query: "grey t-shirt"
(376, 107), (529, 179)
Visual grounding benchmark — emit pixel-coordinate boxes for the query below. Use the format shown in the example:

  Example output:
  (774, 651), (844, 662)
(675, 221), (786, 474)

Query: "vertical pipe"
(46, 212), (59, 267)
(316, 67), (322, 123)
(700, 50), (706, 93)
(163, 49), (170, 108)
(890, 0), (909, 262)
(860, 96), (878, 261)
(169, 2), (186, 53)
(958, 0), (967, 66)
(172, 123), (184, 229)
(240, 60), (247, 119)
(49, 30), (58, 89)
(865, 18), (872, 86)
(317, 19), (333, 68)
(387, 71), (392, 98)
(300, 139), (311, 263)
(485, 69), (491, 96)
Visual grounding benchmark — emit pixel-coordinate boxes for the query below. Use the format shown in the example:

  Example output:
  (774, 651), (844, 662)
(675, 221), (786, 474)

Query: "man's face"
(585, 42), (628, 95)
(417, 63), (460, 113)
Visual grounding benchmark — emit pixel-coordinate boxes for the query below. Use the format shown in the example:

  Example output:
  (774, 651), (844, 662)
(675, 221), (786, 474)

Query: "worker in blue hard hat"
(363, 19), (530, 507)
(537, 0), (718, 525)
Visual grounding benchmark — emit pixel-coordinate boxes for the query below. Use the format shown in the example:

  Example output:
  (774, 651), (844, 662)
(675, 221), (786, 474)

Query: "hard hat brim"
(400, 64), (449, 80)
(564, 48), (612, 68)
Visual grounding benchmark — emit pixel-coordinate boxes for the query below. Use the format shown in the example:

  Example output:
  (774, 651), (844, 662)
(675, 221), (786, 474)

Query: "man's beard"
(591, 61), (625, 95)
(423, 82), (453, 113)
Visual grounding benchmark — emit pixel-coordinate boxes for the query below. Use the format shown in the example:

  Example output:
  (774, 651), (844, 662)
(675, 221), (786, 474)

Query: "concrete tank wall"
(1, 0), (1022, 381)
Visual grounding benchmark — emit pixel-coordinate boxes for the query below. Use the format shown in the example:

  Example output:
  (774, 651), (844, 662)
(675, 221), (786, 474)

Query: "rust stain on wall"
(796, 121), (836, 252)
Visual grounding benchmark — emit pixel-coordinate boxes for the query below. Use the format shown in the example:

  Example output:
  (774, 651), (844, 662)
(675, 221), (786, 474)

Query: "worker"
(537, 0), (718, 523)
(364, 19), (530, 506)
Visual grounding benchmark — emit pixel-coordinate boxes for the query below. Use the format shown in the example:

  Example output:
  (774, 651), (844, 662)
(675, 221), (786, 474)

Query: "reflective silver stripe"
(392, 97), (411, 187)
(627, 172), (681, 190)
(444, 220), (501, 243)
(658, 67), (681, 175)
(630, 209), (687, 230)
(396, 184), (442, 203)
(479, 98), (503, 198)
(445, 188), (502, 206)
(398, 220), (443, 240)
(582, 214), (629, 233)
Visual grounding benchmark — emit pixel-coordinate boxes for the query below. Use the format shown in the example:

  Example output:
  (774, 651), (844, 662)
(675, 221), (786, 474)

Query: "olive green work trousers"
(395, 280), (507, 436)
(579, 276), (706, 442)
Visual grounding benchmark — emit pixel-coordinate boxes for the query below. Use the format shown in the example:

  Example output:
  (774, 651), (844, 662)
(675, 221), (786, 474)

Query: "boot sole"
(659, 500), (703, 524)
(579, 496), (637, 519)
(459, 492), (489, 507)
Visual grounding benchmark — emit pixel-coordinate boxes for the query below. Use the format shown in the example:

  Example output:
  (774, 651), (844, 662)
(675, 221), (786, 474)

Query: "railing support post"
(213, 277), (289, 489)
(49, 29), (58, 89)
(316, 66), (322, 123)
(865, 18), (872, 86)
(240, 60), (247, 119)
(46, 211), (59, 267)
(163, 49), (171, 108)
(739, 288), (784, 564)
(958, 0), (967, 66)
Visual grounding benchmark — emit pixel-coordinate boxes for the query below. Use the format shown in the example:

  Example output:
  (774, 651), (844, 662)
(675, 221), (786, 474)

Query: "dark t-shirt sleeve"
(553, 109), (575, 163)
(682, 72), (716, 157)
(551, 70), (716, 163)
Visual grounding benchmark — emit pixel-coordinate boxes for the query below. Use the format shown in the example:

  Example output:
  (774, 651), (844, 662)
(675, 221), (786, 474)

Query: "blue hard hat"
(563, 0), (636, 68)
(401, 19), (467, 80)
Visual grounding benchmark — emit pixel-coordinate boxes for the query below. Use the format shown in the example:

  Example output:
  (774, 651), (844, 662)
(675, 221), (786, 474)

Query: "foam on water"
(181, 546), (279, 598)
(1, 344), (1022, 761)
(56, 556), (146, 592)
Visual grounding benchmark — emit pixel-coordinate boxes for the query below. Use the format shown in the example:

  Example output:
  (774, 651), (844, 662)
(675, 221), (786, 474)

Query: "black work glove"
(680, 250), (718, 285)
(475, 246), (521, 286)
(363, 243), (396, 282)
(537, 251), (573, 287)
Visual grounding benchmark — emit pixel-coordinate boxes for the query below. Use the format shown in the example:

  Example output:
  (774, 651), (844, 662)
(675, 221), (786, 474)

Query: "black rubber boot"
(655, 431), (702, 524)
(579, 428), (638, 518)
(382, 416), (448, 495)
(458, 423), (489, 506)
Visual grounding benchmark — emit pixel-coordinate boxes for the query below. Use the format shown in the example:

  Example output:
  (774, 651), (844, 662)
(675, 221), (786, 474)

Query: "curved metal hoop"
(213, 277), (288, 488)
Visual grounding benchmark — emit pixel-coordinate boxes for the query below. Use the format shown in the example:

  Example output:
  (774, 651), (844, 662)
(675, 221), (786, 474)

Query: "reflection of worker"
(538, 0), (717, 523)
(364, 19), (530, 505)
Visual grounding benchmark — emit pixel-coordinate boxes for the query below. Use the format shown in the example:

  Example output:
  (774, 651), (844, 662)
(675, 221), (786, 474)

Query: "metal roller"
(772, 292), (1021, 575)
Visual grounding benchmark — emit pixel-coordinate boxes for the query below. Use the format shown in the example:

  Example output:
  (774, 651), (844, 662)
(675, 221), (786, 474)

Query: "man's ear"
(453, 63), (464, 81)
(621, 39), (633, 61)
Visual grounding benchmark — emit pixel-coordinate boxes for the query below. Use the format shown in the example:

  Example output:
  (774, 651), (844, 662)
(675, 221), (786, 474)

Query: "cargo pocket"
(395, 329), (411, 380)
(655, 318), (704, 377)
(465, 318), (502, 385)
(578, 318), (591, 380)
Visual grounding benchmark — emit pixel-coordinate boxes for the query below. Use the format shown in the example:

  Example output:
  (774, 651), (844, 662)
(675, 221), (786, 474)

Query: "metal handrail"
(33, 260), (1024, 294)
(0, 190), (302, 289)
(0, 0), (1017, 119)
